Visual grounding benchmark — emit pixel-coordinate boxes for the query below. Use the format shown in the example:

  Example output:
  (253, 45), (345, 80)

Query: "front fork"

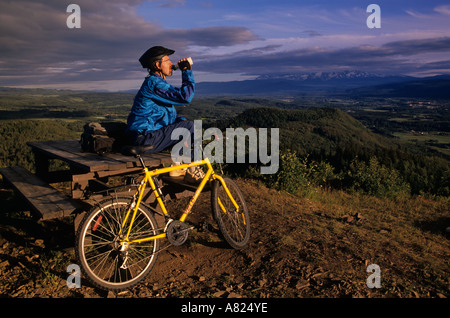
(119, 242), (129, 269)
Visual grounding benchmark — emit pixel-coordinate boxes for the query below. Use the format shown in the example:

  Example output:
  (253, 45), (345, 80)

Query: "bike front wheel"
(75, 197), (160, 291)
(211, 177), (250, 249)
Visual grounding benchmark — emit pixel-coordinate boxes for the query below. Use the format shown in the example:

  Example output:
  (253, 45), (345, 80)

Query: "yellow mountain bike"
(75, 145), (250, 291)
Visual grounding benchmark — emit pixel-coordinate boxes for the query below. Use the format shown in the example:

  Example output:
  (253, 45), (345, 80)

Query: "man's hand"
(177, 58), (192, 71)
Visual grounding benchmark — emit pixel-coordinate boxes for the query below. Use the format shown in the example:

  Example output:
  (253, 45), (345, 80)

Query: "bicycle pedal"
(199, 221), (211, 232)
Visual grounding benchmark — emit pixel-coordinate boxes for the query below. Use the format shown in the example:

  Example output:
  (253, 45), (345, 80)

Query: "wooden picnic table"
(1, 139), (194, 228)
(27, 139), (173, 200)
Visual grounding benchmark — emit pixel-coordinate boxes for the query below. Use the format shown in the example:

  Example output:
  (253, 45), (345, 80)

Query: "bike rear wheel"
(211, 177), (250, 249)
(76, 197), (160, 291)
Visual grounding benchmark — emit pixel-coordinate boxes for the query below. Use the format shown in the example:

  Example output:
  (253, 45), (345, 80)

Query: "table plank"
(27, 140), (174, 173)
(28, 140), (108, 172)
(48, 140), (128, 171)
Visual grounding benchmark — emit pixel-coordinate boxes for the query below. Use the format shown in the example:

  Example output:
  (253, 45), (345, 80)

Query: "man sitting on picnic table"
(125, 46), (204, 184)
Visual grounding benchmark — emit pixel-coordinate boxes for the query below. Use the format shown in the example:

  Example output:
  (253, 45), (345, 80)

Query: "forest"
(214, 106), (449, 197)
(0, 88), (449, 198)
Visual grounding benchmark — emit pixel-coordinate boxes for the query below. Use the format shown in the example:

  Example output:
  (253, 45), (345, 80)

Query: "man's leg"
(136, 120), (194, 156)
(136, 120), (205, 183)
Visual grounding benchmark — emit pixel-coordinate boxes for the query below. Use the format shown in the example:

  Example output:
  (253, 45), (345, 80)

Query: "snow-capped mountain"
(256, 71), (412, 82)
(196, 71), (415, 96)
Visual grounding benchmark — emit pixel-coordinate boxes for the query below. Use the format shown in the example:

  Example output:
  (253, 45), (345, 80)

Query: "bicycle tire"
(211, 177), (250, 249)
(75, 196), (160, 291)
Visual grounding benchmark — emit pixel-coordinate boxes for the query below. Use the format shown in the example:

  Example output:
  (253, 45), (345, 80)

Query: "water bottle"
(172, 57), (193, 70)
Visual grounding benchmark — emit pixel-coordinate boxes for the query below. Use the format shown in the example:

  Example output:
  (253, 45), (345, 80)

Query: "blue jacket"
(126, 70), (195, 135)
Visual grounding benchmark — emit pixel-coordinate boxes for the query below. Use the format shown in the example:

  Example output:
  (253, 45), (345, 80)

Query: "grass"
(244, 178), (449, 297)
(315, 190), (449, 294)
(393, 131), (450, 156)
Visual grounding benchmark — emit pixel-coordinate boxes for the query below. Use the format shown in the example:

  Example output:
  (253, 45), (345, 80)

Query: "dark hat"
(139, 46), (175, 68)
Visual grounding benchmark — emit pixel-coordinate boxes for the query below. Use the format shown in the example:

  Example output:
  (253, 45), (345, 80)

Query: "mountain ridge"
(347, 75), (450, 98)
(196, 72), (449, 97)
(255, 70), (412, 82)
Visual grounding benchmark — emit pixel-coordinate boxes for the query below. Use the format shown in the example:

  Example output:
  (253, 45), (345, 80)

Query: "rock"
(258, 278), (267, 287)
(107, 291), (116, 298)
(295, 280), (310, 290)
(117, 290), (130, 297)
(342, 213), (364, 224)
(0, 234), (6, 246)
(0, 260), (9, 268)
(25, 254), (39, 262)
(213, 290), (227, 298)
(34, 239), (45, 248)
(342, 215), (354, 223)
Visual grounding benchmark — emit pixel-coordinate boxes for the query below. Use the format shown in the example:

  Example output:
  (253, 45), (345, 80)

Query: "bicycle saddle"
(121, 145), (155, 157)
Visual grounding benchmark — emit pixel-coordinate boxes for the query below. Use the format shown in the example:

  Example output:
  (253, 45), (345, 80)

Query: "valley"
(0, 86), (448, 301)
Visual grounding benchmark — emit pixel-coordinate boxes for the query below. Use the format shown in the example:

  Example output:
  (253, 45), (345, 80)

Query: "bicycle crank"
(166, 220), (192, 246)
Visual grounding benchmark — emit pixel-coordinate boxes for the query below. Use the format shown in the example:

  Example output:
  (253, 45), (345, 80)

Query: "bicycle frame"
(119, 157), (239, 245)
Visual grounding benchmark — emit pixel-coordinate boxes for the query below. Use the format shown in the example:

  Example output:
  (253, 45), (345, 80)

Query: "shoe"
(169, 162), (187, 177)
(183, 166), (206, 184)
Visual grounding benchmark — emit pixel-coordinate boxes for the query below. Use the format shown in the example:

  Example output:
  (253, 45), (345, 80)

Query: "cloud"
(382, 37), (450, 56)
(187, 26), (260, 46)
(156, 0), (186, 8)
(194, 37), (450, 77)
(0, 0), (259, 88)
(434, 5), (450, 16)
(302, 30), (322, 37)
(1, 1), (450, 90)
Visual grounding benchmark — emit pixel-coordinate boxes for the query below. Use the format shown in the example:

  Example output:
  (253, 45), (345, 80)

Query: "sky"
(1, 0), (450, 91)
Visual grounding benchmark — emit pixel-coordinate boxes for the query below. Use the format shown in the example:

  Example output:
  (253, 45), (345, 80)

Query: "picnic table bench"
(0, 139), (197, 231)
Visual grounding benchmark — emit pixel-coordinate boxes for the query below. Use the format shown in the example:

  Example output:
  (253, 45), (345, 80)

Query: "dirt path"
(0, 179), (449, 300)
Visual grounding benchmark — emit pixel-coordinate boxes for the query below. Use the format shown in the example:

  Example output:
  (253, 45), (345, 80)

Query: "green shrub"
(263, 149), (336, 197)
(347, 156), (411, 198)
